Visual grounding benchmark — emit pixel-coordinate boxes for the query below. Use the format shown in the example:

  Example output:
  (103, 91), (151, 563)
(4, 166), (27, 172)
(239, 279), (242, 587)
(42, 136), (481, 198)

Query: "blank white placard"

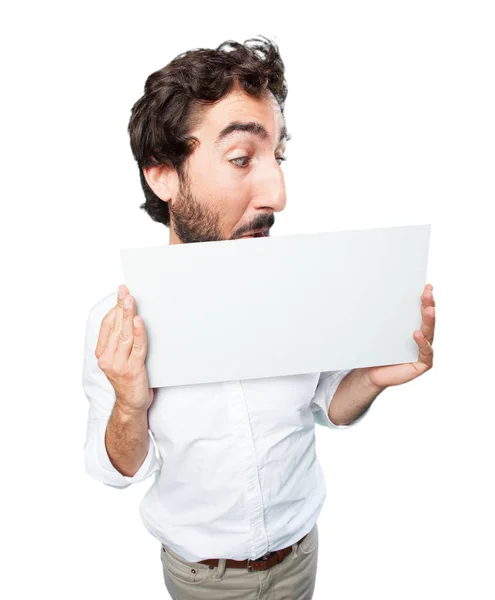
(120, 224), (430, 388)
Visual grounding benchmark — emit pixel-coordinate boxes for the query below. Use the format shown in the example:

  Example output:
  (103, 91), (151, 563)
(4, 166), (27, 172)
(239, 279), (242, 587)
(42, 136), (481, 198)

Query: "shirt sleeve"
(81, 300), (162, 488)
(310, 370), (371, 429)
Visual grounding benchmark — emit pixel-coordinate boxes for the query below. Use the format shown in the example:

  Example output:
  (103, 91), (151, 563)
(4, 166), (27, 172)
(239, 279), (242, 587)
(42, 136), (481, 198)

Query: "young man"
(82, 36), (435, 599)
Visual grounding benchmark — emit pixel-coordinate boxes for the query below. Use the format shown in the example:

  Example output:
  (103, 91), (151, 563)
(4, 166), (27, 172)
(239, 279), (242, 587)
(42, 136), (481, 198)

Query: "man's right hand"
(95, 284), (154, 413)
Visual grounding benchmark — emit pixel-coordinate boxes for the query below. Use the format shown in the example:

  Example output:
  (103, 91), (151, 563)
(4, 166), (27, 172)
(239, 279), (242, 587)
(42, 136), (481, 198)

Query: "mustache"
(236, 213), (275, 238)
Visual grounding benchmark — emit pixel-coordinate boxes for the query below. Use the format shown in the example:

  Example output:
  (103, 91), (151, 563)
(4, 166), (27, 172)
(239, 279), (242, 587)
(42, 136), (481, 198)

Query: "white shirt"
(82, 291), (371, 562)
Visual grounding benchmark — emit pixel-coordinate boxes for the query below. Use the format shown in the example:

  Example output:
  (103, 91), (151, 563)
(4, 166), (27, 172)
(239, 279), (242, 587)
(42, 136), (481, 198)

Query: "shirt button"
(248, 483), (255, 491)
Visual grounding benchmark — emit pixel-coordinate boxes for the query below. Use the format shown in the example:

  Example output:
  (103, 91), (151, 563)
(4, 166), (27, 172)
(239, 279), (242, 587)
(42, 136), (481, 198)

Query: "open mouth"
(240, 228), (269, 239)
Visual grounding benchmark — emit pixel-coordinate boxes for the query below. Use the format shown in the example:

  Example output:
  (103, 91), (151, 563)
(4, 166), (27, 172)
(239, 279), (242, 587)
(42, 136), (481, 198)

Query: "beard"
(169, 169), (226, 244)
(169, 167), (275, 244)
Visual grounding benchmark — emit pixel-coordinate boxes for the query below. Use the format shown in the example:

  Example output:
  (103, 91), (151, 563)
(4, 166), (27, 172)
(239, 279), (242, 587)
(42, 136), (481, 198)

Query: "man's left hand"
(363, 283), (436, 391)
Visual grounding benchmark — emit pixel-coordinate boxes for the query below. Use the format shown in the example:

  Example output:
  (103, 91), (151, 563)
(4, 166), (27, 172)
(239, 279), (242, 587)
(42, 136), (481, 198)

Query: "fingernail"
(118, 285), (125, 299)
(124, 296), (131, 309)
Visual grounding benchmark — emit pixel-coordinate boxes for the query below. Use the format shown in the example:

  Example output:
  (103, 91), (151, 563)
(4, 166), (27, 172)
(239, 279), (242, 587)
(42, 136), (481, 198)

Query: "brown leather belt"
(198, 533), (308, 572)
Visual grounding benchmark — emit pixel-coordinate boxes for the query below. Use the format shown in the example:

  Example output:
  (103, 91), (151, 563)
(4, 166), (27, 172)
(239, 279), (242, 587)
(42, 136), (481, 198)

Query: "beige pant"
(160, 523), (318, 600)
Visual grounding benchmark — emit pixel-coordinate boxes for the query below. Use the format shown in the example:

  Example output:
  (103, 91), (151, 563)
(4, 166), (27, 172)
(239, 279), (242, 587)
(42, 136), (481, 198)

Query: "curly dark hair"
(127, 35), (289, 227)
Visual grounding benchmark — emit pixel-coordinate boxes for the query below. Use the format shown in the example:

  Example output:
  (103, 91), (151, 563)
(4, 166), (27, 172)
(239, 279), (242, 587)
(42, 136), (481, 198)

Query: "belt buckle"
(247, 552), (272, 572)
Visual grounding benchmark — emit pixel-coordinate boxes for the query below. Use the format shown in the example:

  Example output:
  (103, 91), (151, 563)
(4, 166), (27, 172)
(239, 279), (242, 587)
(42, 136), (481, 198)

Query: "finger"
(114, 294), (136, 369)
(421, 286), (435, 309)
(421, 305), (435, 345)
(413, 330), (434, 369)
(128, 314), (148, 370)
(95, 308), (115, 360)
(106, 284), (129, 356)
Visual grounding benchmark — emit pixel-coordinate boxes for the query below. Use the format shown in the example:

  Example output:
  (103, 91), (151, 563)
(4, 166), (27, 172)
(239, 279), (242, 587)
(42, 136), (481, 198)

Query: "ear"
(142, 164), (179, 203)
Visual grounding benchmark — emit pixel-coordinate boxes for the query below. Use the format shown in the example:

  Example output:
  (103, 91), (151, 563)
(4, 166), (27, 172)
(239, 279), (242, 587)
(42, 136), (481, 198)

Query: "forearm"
(329, 368), (385, 426)
(105, 402), (150, 477)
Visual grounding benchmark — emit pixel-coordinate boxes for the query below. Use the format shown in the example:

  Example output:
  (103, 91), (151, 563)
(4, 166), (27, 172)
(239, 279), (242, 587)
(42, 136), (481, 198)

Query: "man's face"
(147, 83), (288, 244)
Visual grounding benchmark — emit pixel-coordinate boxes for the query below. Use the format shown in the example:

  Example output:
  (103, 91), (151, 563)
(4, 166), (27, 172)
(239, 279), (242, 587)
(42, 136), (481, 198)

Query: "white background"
(1, 1), (494, 598)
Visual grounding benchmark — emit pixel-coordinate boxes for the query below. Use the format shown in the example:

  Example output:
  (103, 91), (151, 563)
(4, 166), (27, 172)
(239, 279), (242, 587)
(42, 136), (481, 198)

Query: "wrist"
(357, 367), (387, 396)
(114, 399), (148, 420)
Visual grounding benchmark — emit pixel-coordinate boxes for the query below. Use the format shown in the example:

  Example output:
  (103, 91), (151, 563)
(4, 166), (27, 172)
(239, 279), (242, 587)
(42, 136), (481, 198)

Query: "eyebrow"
(214, 120), (290, 147)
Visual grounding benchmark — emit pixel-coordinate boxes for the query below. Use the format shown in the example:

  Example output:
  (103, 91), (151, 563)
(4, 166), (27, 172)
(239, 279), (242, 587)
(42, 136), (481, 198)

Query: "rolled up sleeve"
(82, 299), (162, 488)
(310, 370), (371, 429)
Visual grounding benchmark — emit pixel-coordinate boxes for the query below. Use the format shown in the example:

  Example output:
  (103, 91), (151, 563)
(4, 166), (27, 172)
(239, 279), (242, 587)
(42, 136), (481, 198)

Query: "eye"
(230, 156), (251, 168)
(230, 155), (288, 168)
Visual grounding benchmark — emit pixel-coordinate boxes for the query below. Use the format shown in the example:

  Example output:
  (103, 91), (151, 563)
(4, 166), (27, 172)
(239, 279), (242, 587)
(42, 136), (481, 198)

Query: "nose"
(254, 160), (287, 213)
